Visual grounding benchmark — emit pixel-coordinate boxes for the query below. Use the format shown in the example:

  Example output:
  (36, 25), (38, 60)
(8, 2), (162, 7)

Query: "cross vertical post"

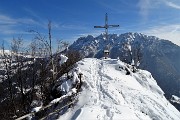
(94, 13), (119, 59)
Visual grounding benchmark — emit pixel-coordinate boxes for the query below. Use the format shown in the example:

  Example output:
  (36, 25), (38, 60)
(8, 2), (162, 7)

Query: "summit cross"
(94, 13), (119, 58)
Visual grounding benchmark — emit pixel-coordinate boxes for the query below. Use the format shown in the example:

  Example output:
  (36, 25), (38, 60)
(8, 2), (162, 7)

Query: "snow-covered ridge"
(68, 32), (180, 111)
(59, 58), (180, 120)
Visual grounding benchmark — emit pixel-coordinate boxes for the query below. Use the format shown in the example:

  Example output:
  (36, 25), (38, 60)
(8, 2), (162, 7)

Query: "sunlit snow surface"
(58, 58), (180, 120)
(171, 95), (180, 104)
(59, 54), (68, 65)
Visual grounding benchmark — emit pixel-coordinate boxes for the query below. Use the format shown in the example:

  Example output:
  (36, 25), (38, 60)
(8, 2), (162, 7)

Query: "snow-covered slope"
(68, 32), (180, 104)
(59, 58), (180, 120)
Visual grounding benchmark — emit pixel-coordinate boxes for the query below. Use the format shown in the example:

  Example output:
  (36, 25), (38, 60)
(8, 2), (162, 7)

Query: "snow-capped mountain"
(68, 32), (180, 102)
(58, 58), (180, 120)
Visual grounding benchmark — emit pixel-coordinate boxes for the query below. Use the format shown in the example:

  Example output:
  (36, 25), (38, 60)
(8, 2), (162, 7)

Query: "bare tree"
(29, 21), (57, 85)
(121, 42), (132, 64)
(133, 43), (143, 68)
(11, 37), (27, 112)
(121, 41), (142, 67)
(56, 40), (69, 53)
(1, 41), (17, 114)
(48, 21), (56, 85)
(0, 20), (84, 119)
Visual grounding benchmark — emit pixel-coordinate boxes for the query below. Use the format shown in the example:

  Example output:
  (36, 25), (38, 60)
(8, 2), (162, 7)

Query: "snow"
(50, 88), (77, 104)
(31, 106), (42, 113)
(131, 59), (135, 66)
(57, 68), (81, 94)
(59, 54), (68, 65)
(72, 71), (80, 84)
(126, 44), (131, 52)
(172, 95), (180, 101)
(71, 88), (77, 94)
(58, 58), (180, 120)
(50, 95), (66, 104)
(0, 50), (11, 55)
(137, 61), (140, 67)
(74, 67), (81, 75)
(59, 79), (73, 93)
(171, 95), (180, 104)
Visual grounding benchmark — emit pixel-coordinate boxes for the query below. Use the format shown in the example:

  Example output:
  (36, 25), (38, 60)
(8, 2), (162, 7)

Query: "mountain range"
(68, 32), (180, 101)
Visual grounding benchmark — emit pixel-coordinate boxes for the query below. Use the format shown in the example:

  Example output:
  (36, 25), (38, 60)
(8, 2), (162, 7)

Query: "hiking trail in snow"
(58, 58), (180, 120)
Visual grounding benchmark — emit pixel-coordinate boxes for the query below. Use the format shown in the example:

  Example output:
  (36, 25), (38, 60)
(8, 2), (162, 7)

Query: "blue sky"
(0, 0), (180, 49)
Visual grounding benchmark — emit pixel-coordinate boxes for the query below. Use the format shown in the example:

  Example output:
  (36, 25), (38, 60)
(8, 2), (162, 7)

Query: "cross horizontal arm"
(94, 26), (105, 28)
(108, 25), (119, 27)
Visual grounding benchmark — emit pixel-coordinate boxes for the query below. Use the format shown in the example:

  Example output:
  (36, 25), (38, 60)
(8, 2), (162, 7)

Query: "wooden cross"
(94, 13), (119, 58)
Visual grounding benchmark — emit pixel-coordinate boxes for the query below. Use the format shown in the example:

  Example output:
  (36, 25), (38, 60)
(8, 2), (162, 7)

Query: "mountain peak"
(69, 32), (164, 58)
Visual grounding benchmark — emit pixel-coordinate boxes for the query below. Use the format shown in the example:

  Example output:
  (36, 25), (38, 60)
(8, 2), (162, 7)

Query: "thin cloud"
(138, 0), (151, 21)
(142, 24), (180, 46)
(23, 8), (48, 28)
(60, 24), (88, 30)
(0, 13), (38, 26)
(64, 30), (103, 43)
(78, 31), (103, 37)
(0, 14), (17, 25)
(24, 8), (42, 20)
(97, 1), (122, 14)
(96, 0), (134, 14)
(0, 13), (44, 35)
(164, 1), (180, 9)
